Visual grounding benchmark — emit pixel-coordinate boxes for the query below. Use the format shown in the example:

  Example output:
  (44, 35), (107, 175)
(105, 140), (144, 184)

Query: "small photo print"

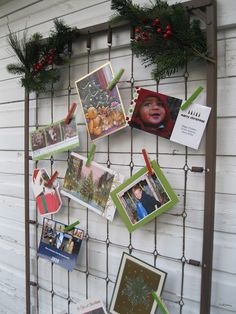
(110, 160), (178, 232)
(61, 118), (77, 140)
(128, 88), (182, 139)
(32, 168), (62, 216)
(38, 218), (84, 271)
(75, 62), (127, 141)
(110, 253), (167, 314)
(30, 116), (79, 160)
(31, 129), (46, 150)
(61, 152), (124, 221)
(45, 123), (62, 146)
(71, 299), (107, 314)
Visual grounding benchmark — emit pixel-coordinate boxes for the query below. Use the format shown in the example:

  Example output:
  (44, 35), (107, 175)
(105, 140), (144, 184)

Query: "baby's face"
(133, 188), (142, 200)
(139, 97), (166, 126)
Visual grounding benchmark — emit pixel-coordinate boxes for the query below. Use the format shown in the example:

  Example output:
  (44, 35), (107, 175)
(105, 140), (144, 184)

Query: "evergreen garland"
(111, 0), (214, 80)
(7, 19), (80, 92)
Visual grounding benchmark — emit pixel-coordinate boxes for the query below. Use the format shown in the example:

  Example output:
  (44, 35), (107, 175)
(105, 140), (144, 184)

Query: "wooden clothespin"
(86, 144), (96, 167)
(107, 68), (125, 90)
(142, 149), (153, 176)
(152, 291), (169, 314)
(45, 171), (59, 188)
(181, 86), (204, 110)
(65, 102), (77, 124)
(64, 220), (80, 232)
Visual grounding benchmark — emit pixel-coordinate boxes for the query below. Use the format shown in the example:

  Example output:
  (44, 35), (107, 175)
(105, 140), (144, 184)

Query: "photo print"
(110, 253), (167, 314)
(127, 88), (182, 140)
(30, 116), (79, 160)
(110, 160), (178, 232)
(75, 62), (127, 141)
(61, 152), (124, 221)
(38, 218), (84, 271)
(32, 168), (62, 216)
(71, 299), (107, 314)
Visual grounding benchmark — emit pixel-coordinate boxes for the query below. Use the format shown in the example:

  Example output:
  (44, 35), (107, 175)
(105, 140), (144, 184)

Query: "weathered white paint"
(0, 1), (235, 313)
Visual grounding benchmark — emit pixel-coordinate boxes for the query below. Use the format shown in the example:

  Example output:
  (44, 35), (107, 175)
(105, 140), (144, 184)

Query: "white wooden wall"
(0, 0), (235, 313)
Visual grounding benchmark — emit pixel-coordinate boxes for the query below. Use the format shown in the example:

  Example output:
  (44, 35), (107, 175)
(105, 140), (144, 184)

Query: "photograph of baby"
(128, 88), (182, 139)
(38, 218), (84, 271)
(110, 160), (178, 232)
(62, 152), (123, 221)
(119, 173), (169, 225)
(30, 116), (79, 160)
(75, 62), (127, 141)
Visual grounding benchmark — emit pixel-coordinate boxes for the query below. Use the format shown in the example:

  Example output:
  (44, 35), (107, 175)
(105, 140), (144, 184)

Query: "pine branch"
(7, 63), (26, 75)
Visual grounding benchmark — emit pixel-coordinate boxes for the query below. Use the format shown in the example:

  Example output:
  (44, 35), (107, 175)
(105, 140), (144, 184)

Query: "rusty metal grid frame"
(23, 0), (217, 313)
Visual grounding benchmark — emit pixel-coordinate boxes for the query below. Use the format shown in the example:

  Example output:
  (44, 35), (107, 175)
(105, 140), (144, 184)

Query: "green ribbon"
(41, 194), (49, 214)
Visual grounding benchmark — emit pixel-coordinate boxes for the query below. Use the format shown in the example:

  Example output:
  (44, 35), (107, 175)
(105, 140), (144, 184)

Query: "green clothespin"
(181, 86), (204, 110)
(64, 220), (80, 232)
(107, 68), (125, 90)
(86, 144), (96, 167)
(152, 291), (169, 314)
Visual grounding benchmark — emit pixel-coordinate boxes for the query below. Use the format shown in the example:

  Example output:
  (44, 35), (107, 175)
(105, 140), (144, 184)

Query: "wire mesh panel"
(27, 15), (215, 314)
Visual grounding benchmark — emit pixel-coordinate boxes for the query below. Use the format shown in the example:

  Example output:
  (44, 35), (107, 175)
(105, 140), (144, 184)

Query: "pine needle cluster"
(7, 19), (80, 92)
(111, 0), (212, 81)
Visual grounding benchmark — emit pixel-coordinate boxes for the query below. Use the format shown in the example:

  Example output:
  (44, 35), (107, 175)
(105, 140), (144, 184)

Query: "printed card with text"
(71, 299), (107, 314)
(38, 218), (84, 271)
(170, 103), (211, 149)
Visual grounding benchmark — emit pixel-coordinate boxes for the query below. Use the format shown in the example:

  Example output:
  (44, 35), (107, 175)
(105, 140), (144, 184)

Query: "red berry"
(152, 18), (160, 27)
(166, 24), (171, 30)
(135, 27), (141, 33)
(163, 33), (168, 38)
(156, 28), (162, 33)
(166, 30), (172, 36)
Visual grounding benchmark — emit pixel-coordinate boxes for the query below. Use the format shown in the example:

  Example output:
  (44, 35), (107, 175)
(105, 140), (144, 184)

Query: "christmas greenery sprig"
(111, 0), (214, 81)
(7, 19), (80, 93)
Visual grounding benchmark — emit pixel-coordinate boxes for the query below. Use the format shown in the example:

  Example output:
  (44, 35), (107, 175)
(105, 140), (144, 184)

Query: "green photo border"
(110, 160), (178, 232)
(30, 115), (79, 160)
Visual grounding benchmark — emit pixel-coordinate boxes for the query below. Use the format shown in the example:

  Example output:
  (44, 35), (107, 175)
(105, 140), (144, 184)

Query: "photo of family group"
(111, 160), (179, 232)
(75, 62), (127, 141)
(38, 218), (84, 271)
(31, 116), (79, 160)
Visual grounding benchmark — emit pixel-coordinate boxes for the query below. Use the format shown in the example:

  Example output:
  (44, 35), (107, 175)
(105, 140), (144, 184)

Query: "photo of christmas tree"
(62, 152), (122, 220)
(110, 253), (167, 314)
(75, 62), (127, 141)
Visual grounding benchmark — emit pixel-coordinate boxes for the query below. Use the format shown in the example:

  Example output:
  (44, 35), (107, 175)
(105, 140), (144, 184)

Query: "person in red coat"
(129, 88), (177, 139)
